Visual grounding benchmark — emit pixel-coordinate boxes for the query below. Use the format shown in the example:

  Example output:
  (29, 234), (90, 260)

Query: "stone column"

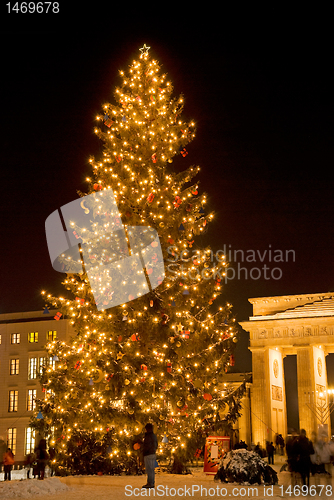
(251, 348), (270, 447)
(239, 383), (252, 446)
(296, 346), (317, 438)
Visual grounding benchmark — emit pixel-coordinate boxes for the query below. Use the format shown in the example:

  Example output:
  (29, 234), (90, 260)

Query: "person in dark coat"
(292, 429), (314, 487)
(142, 423), (158, 489)
(286, 431), (299, 483)
(267, 442), (275, 464)
(35, 439), (49, 480)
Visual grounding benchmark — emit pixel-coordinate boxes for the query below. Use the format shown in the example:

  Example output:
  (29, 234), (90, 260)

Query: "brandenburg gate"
(240, 292), (334, 447)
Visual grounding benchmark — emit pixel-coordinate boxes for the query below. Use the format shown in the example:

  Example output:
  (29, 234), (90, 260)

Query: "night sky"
(1, 9), (333, 378)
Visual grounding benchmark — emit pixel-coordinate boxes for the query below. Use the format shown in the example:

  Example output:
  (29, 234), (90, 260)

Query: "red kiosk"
(203, 436), (230, 474)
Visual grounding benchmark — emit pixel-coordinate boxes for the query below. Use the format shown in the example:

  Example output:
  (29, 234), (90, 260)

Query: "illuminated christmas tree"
(33, 44), (246, 474)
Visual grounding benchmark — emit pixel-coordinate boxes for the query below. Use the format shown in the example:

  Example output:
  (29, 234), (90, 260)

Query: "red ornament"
(151, 153), (157, 163)
(173, 195), (182, 209)
(141, 364), (147, 371)
(104, 117), (114, 127)
(74, 361), (82, 370)
(203, 393), (212, 401)
(147, 193), (155, 203)
(93, 183), (102, 191)
(167, 362), (172, 373)
(229, 354), (235, 366)
(54, 312), (62, 321)
(131, 333), (139, 341)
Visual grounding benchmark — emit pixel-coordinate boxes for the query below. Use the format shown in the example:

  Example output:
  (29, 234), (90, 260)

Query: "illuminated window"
(28, 357), (37, 379)
(49, 356), (56, 369)
(7, 428), (17, 455)
(11, 333), (20, 344)
(8, 390), (18, 412)
(47, 330), (57, 341)
(10, 359), (19, 375)
(39, 357), (46, 375)
(27, 389), (37, 411)
(25, 427), (35, 455)
(28, 332), (38, 343)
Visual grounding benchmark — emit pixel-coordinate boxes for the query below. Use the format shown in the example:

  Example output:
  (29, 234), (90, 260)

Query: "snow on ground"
(0, 460), (333, 499)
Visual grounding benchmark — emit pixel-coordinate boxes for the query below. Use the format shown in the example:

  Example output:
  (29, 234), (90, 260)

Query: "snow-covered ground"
(0, 461), (333, 499)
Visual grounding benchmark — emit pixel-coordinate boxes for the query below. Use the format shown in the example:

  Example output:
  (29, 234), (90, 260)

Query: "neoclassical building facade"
(0, 309), (74, 463)
(241, 292), (334, 447)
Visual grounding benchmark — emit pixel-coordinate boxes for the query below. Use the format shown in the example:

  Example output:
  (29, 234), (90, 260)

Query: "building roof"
(249, 295), (334, 321)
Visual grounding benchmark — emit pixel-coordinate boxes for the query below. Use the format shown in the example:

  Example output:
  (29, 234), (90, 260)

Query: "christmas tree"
(33, 45), (246, 475)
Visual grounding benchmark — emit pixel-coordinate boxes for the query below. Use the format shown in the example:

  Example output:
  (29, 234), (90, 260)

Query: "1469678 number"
(6, 2), (59, 13)
(279, 484), (333, 496)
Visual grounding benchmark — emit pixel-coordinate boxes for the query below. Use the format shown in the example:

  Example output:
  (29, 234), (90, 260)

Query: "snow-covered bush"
(215, 449), (278, 485)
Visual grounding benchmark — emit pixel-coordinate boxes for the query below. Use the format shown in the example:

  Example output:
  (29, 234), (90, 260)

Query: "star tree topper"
(139, 44), (150, 57)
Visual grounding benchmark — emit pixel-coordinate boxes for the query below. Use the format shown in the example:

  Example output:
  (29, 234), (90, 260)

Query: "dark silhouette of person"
(267, 442), (275, 464)
(142, 423), (158, 488)
(292, 429), (314, 486)
(35, 439), (49, 480)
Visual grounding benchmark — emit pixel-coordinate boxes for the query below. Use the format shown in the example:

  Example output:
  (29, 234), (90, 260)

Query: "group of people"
(1, 425), (157, 487)
(286, 429), (334, 487)
(26, 439), (52, 480)
(1, 438), (52, 481)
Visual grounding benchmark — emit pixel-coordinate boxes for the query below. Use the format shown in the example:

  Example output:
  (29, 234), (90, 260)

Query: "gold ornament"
(93, 369), (104, 383)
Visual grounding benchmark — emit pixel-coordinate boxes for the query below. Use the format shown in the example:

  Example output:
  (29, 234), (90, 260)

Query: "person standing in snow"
(142, 423), (158, 489)
(35, 439), (49, 480)
(3, 447), (15, 481)
(292, 429), (314, 487)
(267, 442), (275, 465)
